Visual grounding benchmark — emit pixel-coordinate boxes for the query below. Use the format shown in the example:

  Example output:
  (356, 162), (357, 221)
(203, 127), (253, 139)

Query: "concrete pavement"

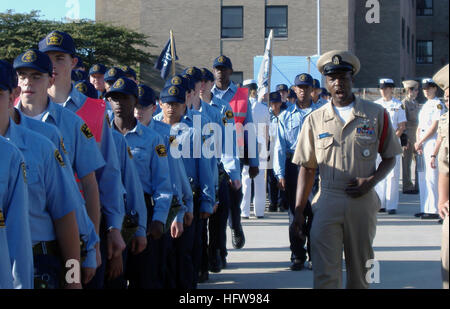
(199, 189), (444, 289)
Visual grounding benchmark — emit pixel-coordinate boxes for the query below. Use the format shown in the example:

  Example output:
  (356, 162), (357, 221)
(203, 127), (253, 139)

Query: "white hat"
(243, 79), (257, 86)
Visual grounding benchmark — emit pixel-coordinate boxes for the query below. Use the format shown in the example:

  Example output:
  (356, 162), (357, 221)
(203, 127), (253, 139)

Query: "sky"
(0, 0), (95, 21)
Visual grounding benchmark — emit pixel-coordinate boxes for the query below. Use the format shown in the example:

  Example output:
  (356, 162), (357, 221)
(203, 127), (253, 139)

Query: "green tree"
(0, 10), (154, 77)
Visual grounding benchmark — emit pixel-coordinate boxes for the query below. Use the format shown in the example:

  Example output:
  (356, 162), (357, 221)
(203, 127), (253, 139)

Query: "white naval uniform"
(417, 97), (445, 214)
(374, 98), (407, 211)
(240, 100), (270, 218)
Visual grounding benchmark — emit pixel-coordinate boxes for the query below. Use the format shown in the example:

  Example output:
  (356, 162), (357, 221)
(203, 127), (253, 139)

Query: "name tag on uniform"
(318, 132), (332, 139)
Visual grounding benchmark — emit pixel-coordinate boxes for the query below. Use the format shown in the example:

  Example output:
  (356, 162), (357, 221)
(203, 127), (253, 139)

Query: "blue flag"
(154, 38), (178, 80)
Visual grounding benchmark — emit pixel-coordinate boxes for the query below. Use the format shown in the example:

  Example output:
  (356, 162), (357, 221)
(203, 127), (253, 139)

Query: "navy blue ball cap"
(313, 79), (321, 89)
(294, 73), (314, 87)
(104, 67), (126, 82)
(276, 84), (288, 91)
(121, 65), (137, 80)
(213, 55), (232, 69)
(160, 84), (186, 104)
(137, 84), (156, 107)
(105, 77), (138, 98)
(200, 68), (214, 81)
(164, 74), (190, 92)
(74, 80), (98, 99)
(14, 49), (53, 75)
(269, 91), (282, 103)
(182, 67), (202, 83)
(71, 69), (88, 82)
(0, 60), (17, 91)
(89, 64), (107, 76)
(39, 31), (76, 55)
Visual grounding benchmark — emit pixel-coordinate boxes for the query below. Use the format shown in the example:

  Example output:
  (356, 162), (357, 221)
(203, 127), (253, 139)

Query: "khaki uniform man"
(291, 50), (402, 289)
(433, 64), (449, 289)
(401, 80), (421, 194)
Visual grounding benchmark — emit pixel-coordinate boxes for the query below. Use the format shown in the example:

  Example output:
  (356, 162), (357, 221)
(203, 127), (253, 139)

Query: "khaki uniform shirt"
(402, 98), (421, 142)
(438, 112), (449, 176)
(292, 97), (402, 187)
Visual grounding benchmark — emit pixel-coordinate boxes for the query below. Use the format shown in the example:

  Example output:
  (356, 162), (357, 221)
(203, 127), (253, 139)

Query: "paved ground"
(199, 188), (444, 289)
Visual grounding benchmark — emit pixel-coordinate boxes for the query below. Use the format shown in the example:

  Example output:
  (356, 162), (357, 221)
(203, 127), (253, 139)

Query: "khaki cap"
(402, 80), (419, 89)
(317, 50), (361, 76)
(432, 64), (449, 91)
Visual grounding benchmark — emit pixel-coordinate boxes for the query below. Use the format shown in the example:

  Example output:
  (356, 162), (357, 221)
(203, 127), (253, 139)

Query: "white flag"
(257, 29), (273, 102)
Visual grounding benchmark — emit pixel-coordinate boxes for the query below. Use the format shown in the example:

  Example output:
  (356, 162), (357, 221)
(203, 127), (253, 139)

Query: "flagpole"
(170, 30), (176, 76)
(267, 30), (273, 98)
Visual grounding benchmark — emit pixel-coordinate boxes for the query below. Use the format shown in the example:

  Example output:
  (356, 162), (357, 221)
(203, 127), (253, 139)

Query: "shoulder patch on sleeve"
(81, 123), (94, 139)
(54, 150), (66, 167)
(437, 104), (443, 110)
(155, 144), (167, 157)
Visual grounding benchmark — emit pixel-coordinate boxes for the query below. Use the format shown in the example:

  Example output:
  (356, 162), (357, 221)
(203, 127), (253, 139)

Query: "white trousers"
(375, 154), (401, 210)
(418, 139), (439, 214)
(240, 165), (266, 217)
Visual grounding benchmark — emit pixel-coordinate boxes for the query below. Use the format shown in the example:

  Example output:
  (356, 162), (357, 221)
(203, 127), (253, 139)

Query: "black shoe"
(268, 204), (278, 212)
(404, 190), (419, 195)
(388, 209), (397, 215)
(421, 214), (440, 220)
(290, 260), (305, 271)
(221, 256), (227, 269)
(414, 212), (424, 218)
(279, 207), (287, 213)
(378, 208), (386, 213)
(232, 227), (245, 249)
(256, 216), (265, 219)
(198, 271), (209, 283)
(208, 250), (222, 273)
(241, 216), (249, 220)
(438, 219), (443, 224)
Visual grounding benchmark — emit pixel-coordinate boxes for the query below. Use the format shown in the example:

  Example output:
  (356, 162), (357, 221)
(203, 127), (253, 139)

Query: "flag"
(257, 29), (273, 102)
(154, 36), (178, 80)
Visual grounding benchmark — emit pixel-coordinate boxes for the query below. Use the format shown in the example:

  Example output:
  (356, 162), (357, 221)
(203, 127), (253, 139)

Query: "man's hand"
(184, 212), (194, 227)
(278, 178), (286, 191)
(439, 200), (449, 220)
(291, 208), (306, 241)
(130, 236), (147, 255)
(95, 243), (102, 268)
(200, 212), (211, 219)
(81, 267), (96, 285)
(171, 221), (184, 239)
(415, 141), (423, 153)
(431, 157), (437, 169)
(106, 253), (123, 281)
(345, 177), (374, 198)
(148, 221), (164, 240)
(249, 166), (259, 179)
(230, 179), (242, 191)
(212, 203), (219, 214)
(106, 228), (126, 260)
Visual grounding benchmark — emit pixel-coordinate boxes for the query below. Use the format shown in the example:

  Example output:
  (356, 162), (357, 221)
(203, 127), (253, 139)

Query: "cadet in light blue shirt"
(38, 32), (126, 242)
(311, 79), (327, 109)
(155, 83), (215, 289)
(5, 119), (83, 289)
(0, 67), (33, 289)
(105, 77), (172, 289)
(273, 73), (317, 271)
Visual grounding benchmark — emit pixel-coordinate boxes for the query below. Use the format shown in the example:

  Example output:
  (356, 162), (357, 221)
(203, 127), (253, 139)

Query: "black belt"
(33, 239), (87, 263)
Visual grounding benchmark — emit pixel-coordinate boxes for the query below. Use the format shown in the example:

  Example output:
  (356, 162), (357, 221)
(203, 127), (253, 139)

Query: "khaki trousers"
(402, 128), (418, 192)
(442, 215), (449, 289)
(310, 184), (380, 289)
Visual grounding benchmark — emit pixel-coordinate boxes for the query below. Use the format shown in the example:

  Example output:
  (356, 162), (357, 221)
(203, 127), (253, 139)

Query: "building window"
(265, 6), (288, 38)
(416, 40), (433, 64)
(402, 19), (405, 49)
(407, 27), (410, 54)
(221, 6), (243, 38)
(417, 0), (433, 16)
(230, 72), (243, 85)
